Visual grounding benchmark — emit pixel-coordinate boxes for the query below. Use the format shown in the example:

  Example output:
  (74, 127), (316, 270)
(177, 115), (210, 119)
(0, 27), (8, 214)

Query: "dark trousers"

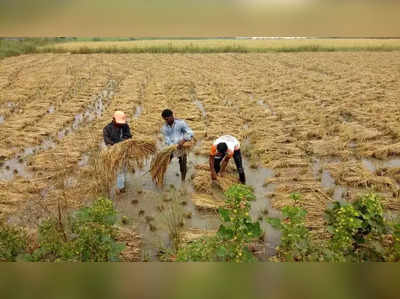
(170, 153), (187, 181)
(213, 149), (246, 184)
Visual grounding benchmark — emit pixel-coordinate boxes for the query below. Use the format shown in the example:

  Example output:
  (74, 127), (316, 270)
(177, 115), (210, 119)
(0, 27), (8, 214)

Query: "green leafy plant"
(268, 192), (400, 262)
(324, 193), (388, 261)
(0, 224), (28, 261)
(289, 192), (301, 202)
(26, 198), (124, 262)
(175, 184), (262, 262)
(267, 205), (314, 261)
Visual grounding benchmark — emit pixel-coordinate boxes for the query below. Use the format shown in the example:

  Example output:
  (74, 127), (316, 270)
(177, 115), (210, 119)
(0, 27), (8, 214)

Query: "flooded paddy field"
(0, 52), (399, 259)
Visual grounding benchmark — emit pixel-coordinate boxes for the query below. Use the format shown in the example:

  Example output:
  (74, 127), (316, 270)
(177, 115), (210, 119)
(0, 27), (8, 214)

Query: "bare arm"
(209, 155), (217, 180)
(219, 156), (230, 175)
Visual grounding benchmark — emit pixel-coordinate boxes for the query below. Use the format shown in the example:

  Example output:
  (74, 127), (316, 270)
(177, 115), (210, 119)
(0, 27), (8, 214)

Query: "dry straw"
(95, 139), (156, 195)
(192, 164), (238, 194)
(150, 140), (195, 187)
(150, 145), (178, 187)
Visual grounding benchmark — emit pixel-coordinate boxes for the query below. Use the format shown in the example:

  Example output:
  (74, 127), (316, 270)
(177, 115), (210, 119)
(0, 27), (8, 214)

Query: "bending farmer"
(161, 109), (194, 182)
(209, 135), (246, 184)
(103, 111), (132, 194)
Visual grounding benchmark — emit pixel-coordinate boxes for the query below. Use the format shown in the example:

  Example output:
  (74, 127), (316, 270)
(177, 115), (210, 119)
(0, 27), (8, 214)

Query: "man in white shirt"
(209, 135), (246, 184)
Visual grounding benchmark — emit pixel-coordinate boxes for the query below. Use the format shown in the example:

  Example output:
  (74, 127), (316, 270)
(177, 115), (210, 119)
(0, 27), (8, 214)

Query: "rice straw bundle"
(181, 228), (217, 242)
(149, 145), (178, 187)
(191, 193), (224, 210)
(192, 164), (238, 194)
(95, 139), (156, 194)
(150, 140), (195, 187)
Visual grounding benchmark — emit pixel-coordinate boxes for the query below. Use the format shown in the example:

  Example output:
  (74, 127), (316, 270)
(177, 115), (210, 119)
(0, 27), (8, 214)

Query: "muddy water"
(115, 153), (220, 260)
(0, 158), (33, 180)
(134, 105), (143, 119)
(310, 156), (400, 204)
(194, 100), (206, 118)
(245, 164), (281, 257)
(57, 81), (116, 140)
(362, 158), (400, 173)
(312, 157), (347, 202)
(114, 141), (280, 260)
(0, 81), (116, 181)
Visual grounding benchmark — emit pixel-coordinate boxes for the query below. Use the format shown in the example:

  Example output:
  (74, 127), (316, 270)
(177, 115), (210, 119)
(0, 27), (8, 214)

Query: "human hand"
(177, 139), (185, 149)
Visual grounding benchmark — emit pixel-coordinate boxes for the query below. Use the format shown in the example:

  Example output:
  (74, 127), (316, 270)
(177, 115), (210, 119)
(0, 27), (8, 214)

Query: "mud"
(115, 139), (280, 260)
(0, 80), (116, 181)
(311, 156), (348, 202)
(194, 100), (206, 118)
(115, 152), (220, 259)
(362, 158), (400, 173)
(0, 158), (33, 181)
(134, 105), (143, 119)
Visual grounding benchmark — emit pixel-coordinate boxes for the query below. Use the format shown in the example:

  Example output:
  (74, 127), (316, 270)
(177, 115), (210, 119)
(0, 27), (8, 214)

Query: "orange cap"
(113, 111), (126, 124)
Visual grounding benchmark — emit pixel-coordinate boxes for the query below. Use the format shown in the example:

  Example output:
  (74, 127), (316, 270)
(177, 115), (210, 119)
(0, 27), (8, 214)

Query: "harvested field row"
(0, 52), (399, 239)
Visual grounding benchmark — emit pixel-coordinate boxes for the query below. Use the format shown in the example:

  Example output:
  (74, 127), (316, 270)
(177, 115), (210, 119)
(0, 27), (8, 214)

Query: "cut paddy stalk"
(149, 141), (195, 187)
(95, 139), (156, 195)
(149, 145), (178, 187)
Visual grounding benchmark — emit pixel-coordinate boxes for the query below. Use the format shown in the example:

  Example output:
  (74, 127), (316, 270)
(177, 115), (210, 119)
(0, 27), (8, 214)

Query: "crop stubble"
(0, 52), (399, 238)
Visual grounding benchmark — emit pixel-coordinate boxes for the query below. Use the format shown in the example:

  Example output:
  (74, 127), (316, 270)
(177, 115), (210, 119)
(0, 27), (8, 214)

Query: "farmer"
(209, 135), (246, 184)
(161, 109), (194, 182)
(103, 111), (132, 193)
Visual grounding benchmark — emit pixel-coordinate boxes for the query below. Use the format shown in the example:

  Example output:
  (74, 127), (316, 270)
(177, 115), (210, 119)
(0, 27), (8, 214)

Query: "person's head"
(216, 142), (228, 156)
(113, 111), (126, 126)
(161, 109), (174, 125)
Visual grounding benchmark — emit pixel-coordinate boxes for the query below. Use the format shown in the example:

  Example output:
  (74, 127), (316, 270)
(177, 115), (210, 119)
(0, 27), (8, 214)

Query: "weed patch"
(267, 193), (400, 262)
(0, 198), (127, 262)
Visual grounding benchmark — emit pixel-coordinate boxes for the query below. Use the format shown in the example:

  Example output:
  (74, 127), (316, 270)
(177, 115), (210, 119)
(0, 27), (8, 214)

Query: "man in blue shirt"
(161, 109), (194, 182)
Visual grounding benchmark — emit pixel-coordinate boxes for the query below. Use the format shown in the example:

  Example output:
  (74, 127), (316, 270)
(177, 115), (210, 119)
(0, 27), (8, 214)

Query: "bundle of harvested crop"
(95, 139), (156, 194)
(192, 164), (238, 194)
(150, 140), (195, 187)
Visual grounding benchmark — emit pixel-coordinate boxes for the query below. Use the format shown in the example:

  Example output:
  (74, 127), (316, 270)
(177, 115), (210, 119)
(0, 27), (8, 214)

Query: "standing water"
(114, 140), (280, 260)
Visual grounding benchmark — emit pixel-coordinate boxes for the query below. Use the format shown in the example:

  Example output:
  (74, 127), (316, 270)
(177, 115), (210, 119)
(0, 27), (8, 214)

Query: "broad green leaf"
(266, 217), (282, 229)
(218, 208), (231, 222)
(216, 246), (227, 257)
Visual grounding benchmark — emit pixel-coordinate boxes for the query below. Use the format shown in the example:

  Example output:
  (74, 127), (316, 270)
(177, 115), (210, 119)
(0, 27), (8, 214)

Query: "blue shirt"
(161, 119), (194, 146)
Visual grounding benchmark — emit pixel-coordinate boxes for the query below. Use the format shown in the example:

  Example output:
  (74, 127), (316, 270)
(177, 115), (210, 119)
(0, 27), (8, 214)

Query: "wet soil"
(115, 147), (280, 260)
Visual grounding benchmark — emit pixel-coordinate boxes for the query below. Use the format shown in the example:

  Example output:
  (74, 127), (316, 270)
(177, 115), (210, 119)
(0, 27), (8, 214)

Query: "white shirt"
(211, 135), (240, 157)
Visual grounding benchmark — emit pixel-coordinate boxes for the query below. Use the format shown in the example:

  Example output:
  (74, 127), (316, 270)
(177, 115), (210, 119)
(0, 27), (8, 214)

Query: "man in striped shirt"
(209, 135), (246, 184)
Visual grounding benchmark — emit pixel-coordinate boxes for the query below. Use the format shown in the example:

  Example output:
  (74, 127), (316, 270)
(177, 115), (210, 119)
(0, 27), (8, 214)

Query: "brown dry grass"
(150, 141), (195, 187)
(0, 52), (399, 243)
(115, 226), (142, 262)
(191, 193), (224, 211)
(149, 145), (177, 187)
(181, 228), (217, 243)
(192, 164), (239, 194)
(48, 39), (400, 52)
(95, 139), (156, 195)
